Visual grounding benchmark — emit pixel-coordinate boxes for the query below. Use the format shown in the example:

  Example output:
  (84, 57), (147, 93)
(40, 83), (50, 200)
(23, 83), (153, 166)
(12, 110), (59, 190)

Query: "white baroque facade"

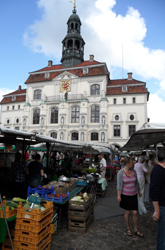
(0, 7), (149, 149)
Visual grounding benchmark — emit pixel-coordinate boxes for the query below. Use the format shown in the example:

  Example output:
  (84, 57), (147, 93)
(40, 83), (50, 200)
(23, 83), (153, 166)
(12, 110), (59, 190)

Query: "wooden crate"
(68, 193), (94, 211)
(68, 204), (94, 221)
(97, 184), (107, 198)
(68, 213), (94, 233)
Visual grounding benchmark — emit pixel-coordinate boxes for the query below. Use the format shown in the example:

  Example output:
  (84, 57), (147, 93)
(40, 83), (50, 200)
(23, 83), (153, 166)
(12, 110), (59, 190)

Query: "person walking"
(117, 157), (144, 237)
(150, 150), (165, 250)
(134, 156), (151, 203)
(99, 154), (106, 178)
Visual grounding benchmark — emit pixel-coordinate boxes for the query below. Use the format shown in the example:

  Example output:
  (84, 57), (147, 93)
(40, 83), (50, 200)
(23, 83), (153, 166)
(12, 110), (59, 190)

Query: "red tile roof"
(0, 95), (26, 104)
(31, 60), (103, 74)
(26, 65), (108, 84)
(106, 85), (148, 95)
(3, 89), (26, 96)
(107, 78), (145, 86)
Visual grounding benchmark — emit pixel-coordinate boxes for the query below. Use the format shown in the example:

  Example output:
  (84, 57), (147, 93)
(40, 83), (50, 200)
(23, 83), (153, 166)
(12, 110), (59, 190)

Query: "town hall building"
(0, 6), (149, 149)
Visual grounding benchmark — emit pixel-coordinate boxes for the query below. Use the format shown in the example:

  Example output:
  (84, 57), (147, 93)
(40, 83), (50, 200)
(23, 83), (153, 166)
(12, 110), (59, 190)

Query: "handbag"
(138, 195), (147, 215)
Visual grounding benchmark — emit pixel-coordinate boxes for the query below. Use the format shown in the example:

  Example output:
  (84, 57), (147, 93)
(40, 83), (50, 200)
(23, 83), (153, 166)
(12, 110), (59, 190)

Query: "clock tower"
(61, 6), (85, 68)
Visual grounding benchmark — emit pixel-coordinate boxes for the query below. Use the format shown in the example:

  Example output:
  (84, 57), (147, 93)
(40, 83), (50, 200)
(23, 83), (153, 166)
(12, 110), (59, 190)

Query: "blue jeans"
(156, 206), (165, 250)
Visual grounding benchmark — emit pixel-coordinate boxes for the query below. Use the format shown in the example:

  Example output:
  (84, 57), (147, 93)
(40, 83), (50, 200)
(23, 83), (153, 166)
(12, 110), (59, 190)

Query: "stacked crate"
(68, 193), (94, 233)
(13, 201), (53, 250)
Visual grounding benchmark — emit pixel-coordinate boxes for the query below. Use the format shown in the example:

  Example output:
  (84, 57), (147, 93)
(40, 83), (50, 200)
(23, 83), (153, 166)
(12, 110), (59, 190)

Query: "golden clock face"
(60, 80), (71, 92)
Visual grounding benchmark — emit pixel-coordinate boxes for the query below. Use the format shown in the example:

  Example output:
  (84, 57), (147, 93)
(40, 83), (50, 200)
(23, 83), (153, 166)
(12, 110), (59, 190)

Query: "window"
(45, 72), (50, 78)
(15, 127), (19, 130)
(91, 106), (99, 123)
(16, 118), (19, 123)
(18, 105), (20, 109)
(50, 132), (57, 139)
(129, 125), (136, 137)
(113, 98), (116, 104)
(115, 115), (119, 121)
(83, 68), (88, 74)
(12, 106), (15, 110)
(71, 132), (79, 140)
(130, 114), (135, 121)
(34, 89), (41, 100)
(123, 98), (126, 104)
(91, 84), (100, 96)
(71, 106), (80, 123)
(7, 119), (10, 124)
(91, 132), (99, 141)
(114, 125), (120, 137)
(51, 108), (58, 124)
(133, 97), (136, 103)
(33, 109), (40, 124)
(122, 86), (127, 92)
(7, 106), (9, 110)
(12, 96), (16, 101)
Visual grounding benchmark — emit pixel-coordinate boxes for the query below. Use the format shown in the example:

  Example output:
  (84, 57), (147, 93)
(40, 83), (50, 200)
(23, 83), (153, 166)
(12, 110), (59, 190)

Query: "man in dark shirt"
(27, 154), (45, 188)
(150, 150), (165, 250)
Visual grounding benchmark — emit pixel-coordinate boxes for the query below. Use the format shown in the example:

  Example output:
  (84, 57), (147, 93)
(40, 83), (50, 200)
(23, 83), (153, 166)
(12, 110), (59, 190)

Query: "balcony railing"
(46, 94), (84, 103)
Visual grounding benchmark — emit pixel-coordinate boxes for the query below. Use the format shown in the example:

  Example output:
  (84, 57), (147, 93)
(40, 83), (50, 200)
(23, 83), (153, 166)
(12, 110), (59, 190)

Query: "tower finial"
(70, 0), (76, 9)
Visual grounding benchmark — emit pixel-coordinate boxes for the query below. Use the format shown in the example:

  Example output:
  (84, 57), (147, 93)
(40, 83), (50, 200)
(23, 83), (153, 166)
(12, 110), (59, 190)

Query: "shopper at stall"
(117, 157), (144, 237)
(150, 150), (165, 250)
(27, 153), (45, 188)
(10, 151), (27, 198)
(99, 154), (106, 178)
(148, 154), (156, 170)
(134, 156), (151, 203)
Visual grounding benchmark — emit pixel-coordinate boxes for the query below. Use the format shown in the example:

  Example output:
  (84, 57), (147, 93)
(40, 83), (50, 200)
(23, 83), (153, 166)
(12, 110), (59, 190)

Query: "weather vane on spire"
(70, 0), (76, 9)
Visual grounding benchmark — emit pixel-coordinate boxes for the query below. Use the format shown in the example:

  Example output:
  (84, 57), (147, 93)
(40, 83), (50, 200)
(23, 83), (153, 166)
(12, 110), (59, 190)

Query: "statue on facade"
(102, 116), (105, 126)
(81, 116), (85, 127)
(81, 132), (85, 141)
(101, 132), (105, 142)
(41, 117), (44, 125)
(60, 132), (64, 140)
(61, 116), (64, 125)
(23, 118), (26, 126)
(83, 89), (87, 98)
(102, 89), (106, 98)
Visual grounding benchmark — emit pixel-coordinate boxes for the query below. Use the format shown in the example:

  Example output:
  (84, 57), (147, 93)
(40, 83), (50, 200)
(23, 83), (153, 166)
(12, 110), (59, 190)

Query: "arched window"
(51, 107), (58, 124)
(91, 106), (99, 123)
(33, 109), (40, 124)
(71, 106), (80, 123)
(91, 84), (100, 95)
(34, 89), (41, 100)
(72, 132), (79, 141)
(50, 132), (57, 139)
(91, 132), (99, 141)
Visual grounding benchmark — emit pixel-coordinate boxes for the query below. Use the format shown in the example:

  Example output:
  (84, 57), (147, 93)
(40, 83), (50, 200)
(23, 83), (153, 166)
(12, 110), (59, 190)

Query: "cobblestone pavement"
(51, 176), (157, 250)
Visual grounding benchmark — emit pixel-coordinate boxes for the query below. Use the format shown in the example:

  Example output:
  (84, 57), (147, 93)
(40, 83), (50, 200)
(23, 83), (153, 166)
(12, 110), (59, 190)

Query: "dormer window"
(45, 72), (50, 78)
(12, 96), (16, 101)
(83, 68), (88, 74)
(122, 86), (127, 92)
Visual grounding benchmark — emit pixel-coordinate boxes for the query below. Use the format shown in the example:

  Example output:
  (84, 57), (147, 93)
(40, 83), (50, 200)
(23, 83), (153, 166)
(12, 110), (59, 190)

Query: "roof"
(0, 86), (26, 104)
(106, 78), (149, 96)
(122, 122), (165, 151)
(26, 61), (108, 84)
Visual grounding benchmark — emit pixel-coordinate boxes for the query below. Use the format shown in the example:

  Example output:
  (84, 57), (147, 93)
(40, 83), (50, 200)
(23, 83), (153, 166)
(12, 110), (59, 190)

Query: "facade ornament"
(102, 115), (106, 126)
(102, 89), (105, 98)
(61, 116), (64, 125)
(41, 117), (44, 125)
(23, 118), (26, 126)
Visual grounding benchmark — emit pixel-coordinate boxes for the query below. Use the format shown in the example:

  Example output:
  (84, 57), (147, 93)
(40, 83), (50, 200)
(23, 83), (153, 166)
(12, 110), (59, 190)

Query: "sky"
(0, 0), (165, 123)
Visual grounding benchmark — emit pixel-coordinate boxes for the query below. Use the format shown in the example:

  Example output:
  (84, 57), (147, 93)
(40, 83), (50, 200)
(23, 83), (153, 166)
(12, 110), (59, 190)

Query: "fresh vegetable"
(6, 201), (18, 208)
(13, 197), (26, 203)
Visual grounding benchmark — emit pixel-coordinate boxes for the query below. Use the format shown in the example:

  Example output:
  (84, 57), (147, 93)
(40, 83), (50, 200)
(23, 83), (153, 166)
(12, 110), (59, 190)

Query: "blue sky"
(0, 0), (165, 122)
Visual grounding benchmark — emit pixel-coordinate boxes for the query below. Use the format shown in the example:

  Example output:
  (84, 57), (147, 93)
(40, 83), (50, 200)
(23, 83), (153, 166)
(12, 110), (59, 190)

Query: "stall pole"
(46, 142), (50, 167)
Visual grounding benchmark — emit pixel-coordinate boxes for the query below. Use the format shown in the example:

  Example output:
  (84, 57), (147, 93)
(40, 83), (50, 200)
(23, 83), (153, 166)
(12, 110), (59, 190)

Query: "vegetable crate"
(17, 201), (53, 221)
(68, 204), (94, 222)
(0, 200), (17, 219)
(44, 192), (69, 203)
(76, 179), (88, 187)
(27, 186), (53, 198)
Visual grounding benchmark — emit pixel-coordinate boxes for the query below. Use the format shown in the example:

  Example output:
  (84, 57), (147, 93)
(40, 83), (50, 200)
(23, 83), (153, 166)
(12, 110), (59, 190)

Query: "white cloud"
(0, 88), (14, 103)
(148, 94), (165, 123)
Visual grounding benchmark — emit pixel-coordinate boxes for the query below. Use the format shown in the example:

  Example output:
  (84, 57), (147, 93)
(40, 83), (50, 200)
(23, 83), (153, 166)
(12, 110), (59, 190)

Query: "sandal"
(134, 231), (144, 238)
(126, 229), (133, 237)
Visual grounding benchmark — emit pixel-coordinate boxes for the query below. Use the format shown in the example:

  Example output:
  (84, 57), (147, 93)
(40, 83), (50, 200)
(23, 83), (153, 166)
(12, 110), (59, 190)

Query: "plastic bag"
(138, 195), (147, 215)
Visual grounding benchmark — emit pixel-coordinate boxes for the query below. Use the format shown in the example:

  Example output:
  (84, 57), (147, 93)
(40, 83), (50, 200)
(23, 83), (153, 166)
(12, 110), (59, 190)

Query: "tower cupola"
(61, 6), (85, 67)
